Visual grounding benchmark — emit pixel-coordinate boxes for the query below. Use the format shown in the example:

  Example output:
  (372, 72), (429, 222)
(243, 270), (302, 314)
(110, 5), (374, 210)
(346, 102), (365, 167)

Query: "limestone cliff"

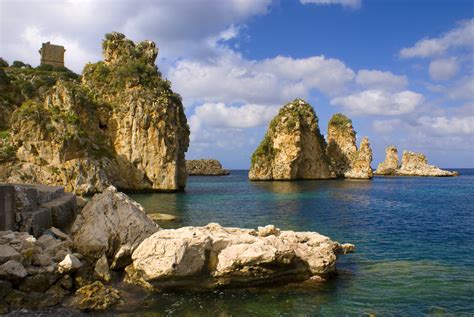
(375, 146), (399, 175)
(375, 147), (458, 177)
(0, 32), (189, 194)
(249, 99), (334, 180)
(326, 113), (373, 179)
(186, 159), (229, 176)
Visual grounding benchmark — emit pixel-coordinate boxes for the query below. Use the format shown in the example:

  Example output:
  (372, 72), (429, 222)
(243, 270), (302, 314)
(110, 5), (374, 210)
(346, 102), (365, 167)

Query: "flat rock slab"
(147, 213), (177, 221)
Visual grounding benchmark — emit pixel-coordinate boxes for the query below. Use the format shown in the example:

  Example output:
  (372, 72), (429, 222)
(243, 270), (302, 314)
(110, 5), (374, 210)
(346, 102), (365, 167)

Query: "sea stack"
(186, 159), (229, 176)
(249, 99), (334, 180)
(326, 113), (373, 179)
(376, 147), (458, 177)
(0, 32), (189, 194)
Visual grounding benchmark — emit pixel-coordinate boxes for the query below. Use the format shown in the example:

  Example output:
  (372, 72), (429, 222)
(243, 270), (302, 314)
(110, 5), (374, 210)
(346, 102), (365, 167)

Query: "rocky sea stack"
(186, 159), (229, 176)
(326, 113), (373, 179)
(376, 147), (458, 177)
(0, 32), (189, 195)
(249, 99), (334, 180)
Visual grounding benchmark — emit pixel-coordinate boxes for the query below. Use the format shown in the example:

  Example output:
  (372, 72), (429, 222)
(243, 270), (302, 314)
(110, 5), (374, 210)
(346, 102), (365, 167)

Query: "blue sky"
(1, 0), (473, 168)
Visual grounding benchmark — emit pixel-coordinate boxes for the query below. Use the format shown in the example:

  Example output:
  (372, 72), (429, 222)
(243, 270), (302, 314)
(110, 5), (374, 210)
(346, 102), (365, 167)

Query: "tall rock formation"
(326, 113), (373, 179)
(375, 146), (399, 175)
(375, 147), (458, 177)
(0, 32), (189, 194)
(249, 99), (334, 180)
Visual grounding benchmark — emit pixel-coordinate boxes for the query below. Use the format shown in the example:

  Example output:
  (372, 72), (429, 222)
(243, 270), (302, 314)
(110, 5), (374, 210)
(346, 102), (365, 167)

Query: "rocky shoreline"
(0, 185), (354, 314)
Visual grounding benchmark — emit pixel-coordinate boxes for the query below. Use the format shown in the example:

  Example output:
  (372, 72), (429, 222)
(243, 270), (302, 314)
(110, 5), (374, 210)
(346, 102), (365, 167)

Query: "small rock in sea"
(147, 213), (178, 221)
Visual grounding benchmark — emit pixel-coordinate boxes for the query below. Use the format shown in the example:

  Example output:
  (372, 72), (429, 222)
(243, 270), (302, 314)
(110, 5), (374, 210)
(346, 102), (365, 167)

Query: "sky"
(1, 0), (473, 168)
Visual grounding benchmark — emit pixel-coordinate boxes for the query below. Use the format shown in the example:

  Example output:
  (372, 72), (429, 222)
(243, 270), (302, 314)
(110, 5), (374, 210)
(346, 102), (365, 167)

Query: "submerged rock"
(375, 147), (458, 177)
(186, 159), (230, 176)
(1, 32), (189, 194)
(147, 213), (177, 221)
(71, 186), (159, 269)
(126, 223), (354, 290)
(249, 99), (334, 180)
(71, 281), (121, 311)
(326, 113), (373, 179)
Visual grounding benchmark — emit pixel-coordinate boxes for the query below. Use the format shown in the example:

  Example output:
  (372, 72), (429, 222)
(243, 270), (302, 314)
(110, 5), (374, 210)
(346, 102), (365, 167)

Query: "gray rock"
(71, 186), (158, 269)
(0, 260), (27, 282)
(0, 280), (12, 298)
(58, 254), (82, 273)
(0, 244), (22, 264)
(94, 254), (111, 282)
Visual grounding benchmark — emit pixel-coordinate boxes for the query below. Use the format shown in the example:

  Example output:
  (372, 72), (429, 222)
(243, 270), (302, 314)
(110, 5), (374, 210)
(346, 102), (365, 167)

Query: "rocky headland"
(186, 159), (230, 176)
(0, 32), (189, 195)
(0, 185), (354, 313)
(376, 146), (458, 177)
(249, 99), (373, 180)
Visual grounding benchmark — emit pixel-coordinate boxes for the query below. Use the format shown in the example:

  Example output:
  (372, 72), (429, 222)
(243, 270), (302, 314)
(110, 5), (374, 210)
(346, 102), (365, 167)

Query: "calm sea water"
(126, 169), (474, 316)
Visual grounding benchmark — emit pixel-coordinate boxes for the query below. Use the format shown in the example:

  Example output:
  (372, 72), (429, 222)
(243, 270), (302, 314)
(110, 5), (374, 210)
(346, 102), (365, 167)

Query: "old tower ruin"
(39, 42), (65, 68)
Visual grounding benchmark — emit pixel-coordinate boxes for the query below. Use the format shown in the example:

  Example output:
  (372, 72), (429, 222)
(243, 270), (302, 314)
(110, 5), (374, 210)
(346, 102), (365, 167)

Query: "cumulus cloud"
(331, 90), (424, 116)
(169, 53), (355, 106)
(356, 69), (408, 91)
(399, 19), (474, 58)
(192, 103), (280, 129)
(428, 58), (459, 81)
(300, 0), (361, 9)
(417, 116), (474, 136)
(448, 77), (474, 100)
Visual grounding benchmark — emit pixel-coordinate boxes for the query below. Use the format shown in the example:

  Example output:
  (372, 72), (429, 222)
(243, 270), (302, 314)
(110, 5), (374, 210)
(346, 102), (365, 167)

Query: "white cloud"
(400, 19), (474, 58)
(356, 69), (408, 91)
(300, 0), (361, 9)
(417, 116), (474, 136)
(169, 53), (355, 106)
(429, 58), (459, 81)
(331, 90), (424, 116)
(448, 77), (474, 100)
(192, 103), (280, 129)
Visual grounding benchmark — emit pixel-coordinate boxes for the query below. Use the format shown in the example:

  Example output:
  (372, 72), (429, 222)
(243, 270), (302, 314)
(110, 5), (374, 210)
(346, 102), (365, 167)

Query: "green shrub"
(12, 61), (26, 68)
(0, 58), (8, 67)
(35, 64), (54, 71)
(0, 130), (9, 140)
(329, 113), (352, 128)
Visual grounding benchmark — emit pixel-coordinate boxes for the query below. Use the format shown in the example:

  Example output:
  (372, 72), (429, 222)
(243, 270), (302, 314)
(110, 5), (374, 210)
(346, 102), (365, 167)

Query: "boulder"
(71, 186), (159, 269)
(186, 159), (230, 176)
(326, 113), (373, 179)
(58, 254), (82, 274)
(249, 99), (334, 180)
(0, 245), (22, 264)
(0, 260), (27, 282)
(127, 223), (354, 290)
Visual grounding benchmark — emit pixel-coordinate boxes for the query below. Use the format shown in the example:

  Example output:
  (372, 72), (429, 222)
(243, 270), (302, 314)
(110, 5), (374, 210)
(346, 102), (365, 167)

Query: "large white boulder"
(127, 223), (354, 289)
(71, 186), (159, 269)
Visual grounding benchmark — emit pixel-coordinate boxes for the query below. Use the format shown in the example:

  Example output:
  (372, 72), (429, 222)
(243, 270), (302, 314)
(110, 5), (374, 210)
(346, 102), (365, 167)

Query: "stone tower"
(39, 42), (65, 68)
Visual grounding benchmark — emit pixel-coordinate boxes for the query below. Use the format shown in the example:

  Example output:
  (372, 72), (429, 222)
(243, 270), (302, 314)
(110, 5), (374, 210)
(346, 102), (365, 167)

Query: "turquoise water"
(128, 170), (474, 316)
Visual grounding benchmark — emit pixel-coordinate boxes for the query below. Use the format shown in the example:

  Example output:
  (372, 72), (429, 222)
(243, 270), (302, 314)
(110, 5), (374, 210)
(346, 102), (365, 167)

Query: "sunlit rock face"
(326, 113), (373, 179)
(0, 32), (189, 194)
(375, 147), (458, 177)
(186, 159), (229, 176)
(249, 99), (334, 181)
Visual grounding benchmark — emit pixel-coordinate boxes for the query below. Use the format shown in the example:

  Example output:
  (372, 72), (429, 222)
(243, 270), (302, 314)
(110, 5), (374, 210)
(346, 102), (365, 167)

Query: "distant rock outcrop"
(0, 32), (189, 194)
(249, 99), (334, 180)
(376, 147), (458, 177)
(125, 223), (355, 290)
(375, 146), (399, 175)
(326, 113), (373, 179)
(186, 159), (229, 176)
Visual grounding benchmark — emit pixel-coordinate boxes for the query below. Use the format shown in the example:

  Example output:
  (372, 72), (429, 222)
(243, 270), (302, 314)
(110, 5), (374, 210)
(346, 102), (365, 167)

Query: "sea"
(125, 169), (474, 316)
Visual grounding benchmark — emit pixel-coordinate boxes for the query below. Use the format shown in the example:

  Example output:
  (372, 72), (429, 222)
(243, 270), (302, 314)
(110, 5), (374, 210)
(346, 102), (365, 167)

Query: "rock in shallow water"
(126, 223), (354, 290)
(71, 186), (159, 269)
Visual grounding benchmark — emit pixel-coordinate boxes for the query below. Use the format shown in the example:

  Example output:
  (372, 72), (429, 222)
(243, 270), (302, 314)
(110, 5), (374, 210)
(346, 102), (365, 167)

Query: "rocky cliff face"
(375, 146), (399, 175)
(186, 159), (229, 176)
(0, 32), (189, 194)
(326, 114), (373, 179)
(249, 99), (334, 180)
(375, 147), (457, 176)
